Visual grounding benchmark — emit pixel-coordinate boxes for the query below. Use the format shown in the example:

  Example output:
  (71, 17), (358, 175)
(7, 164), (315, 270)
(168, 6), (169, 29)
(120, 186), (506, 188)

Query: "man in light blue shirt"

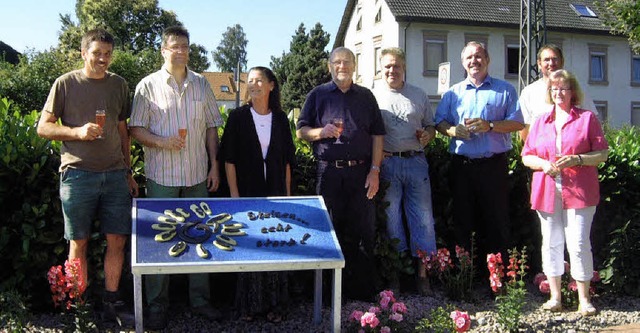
(435, 41), (524, 258)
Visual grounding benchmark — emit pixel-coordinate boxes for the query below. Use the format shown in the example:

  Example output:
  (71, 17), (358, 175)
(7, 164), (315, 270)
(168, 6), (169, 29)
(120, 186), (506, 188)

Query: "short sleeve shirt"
(42, 70), (130, 172)
(297, 81), (386, 161)
(130, 68), (223, 187)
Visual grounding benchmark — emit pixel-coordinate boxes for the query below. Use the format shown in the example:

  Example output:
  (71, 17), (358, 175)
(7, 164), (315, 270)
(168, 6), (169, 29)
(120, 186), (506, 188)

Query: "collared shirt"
(435, 75), (523, 158)
(519, 78), (598, 125)
(297, 81), (386, 161)
(373, 82), (434, 153)
(130, 67), (223, 187)
(522, 106), (608, 213)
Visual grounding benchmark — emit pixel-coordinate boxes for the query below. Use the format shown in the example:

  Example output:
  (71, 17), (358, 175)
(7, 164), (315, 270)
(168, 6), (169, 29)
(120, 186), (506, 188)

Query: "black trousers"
(450, 152), (511, 258)
(316, 161), (377, 300)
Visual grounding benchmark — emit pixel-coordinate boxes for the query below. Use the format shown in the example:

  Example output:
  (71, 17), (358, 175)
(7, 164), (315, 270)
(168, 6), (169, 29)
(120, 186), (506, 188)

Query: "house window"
(632, 53), (640, 86)
(355, 43), (362, 83)
(570, 4), (597, 18)
(632, 102), (640, 126)
(373, 36), (382, 79)
(504, 36), (519, 79)
(594, 100), (608, 124)
(375, 8), (382, 23)
(374, 46), (382, 78)
(220, 85), (230, 92)
(423, 31), (447, 76)
(589, 44), (608, 85)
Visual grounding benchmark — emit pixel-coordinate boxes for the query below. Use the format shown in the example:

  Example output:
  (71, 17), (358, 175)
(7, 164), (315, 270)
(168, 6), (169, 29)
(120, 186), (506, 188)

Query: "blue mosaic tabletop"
(132, 196), (344, 273)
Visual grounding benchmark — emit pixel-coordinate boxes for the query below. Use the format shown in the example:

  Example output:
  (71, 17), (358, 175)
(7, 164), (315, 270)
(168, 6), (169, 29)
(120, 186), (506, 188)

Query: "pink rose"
(533, 273), (547, 287)
(450, 310), (471, 332)
(368, 306), (381, 314)
(389, 312), (403, 322)
(349, 310), (364, 322)
(360, 312), (379, 328)
(380, 326), (391, 333)
(568, 280), (578, 292)
(539, 279), (550, 294)
(379, 290), (395, 302)
(379, 296), (391, 310)
(392, 302), (407, 314)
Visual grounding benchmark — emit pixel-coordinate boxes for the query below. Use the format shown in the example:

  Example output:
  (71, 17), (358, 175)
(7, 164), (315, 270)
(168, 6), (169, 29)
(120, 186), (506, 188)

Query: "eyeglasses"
(550, 87), (571, 93)
(164, 45), (189, 53)
(331, 60), (353, 66)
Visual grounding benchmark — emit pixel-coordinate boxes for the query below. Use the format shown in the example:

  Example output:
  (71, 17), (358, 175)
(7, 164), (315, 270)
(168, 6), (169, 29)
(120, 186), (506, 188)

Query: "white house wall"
(340, 0), (637, 127)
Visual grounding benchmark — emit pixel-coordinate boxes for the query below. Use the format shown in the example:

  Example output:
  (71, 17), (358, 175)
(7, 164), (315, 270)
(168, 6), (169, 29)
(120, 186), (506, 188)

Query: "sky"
(0, 0), (346, 70)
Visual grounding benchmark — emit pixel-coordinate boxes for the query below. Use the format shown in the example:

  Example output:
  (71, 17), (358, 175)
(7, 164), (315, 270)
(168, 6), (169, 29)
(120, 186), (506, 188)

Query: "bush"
(0, 98), (65, 308)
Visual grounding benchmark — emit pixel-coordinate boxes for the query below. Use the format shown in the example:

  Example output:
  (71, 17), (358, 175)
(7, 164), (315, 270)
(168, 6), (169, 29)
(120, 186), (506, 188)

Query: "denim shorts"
(60, 168), (132, 240)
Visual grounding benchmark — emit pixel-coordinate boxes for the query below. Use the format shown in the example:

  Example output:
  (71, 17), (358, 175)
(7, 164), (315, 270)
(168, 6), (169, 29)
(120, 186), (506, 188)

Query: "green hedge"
(1, 97), (638, 311)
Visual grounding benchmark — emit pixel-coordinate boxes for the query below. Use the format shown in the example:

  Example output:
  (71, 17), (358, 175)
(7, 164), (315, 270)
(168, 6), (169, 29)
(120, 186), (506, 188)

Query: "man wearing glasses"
(297, 47), (385, 301)
(130, 26), (223, 330)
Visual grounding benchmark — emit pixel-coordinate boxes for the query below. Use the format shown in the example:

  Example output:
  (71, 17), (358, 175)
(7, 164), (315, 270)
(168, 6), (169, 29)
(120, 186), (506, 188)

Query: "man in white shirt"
(519, 44), (597, 141)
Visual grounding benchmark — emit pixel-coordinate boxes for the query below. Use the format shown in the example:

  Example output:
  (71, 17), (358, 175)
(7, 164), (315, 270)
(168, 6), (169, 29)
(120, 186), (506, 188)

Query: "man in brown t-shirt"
(37, 28), (138, 324)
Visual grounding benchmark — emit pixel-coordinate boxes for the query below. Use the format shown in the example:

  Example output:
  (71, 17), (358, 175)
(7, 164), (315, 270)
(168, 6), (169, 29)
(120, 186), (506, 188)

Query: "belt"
(321, 159), (366, 168)
(452, 152), (506, 165)
(385, 150), (423, 158)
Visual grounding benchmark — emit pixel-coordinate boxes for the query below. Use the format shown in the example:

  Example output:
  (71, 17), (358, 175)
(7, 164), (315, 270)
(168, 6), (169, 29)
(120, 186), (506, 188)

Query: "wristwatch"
(488, 121), (494, 131)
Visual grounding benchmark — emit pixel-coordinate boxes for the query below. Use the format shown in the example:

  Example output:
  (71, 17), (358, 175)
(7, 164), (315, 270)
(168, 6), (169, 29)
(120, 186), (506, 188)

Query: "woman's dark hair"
(247, 66), (283, 113)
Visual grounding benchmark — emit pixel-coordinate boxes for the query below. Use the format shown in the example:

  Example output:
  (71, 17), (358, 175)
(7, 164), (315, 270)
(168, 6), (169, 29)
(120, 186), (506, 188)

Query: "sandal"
(541, 299), (562, 312)
(578, 302), (597, 316)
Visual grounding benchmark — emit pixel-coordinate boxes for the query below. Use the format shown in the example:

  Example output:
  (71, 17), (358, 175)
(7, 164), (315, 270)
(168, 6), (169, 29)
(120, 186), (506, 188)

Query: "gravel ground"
(17, 288), (640, 332)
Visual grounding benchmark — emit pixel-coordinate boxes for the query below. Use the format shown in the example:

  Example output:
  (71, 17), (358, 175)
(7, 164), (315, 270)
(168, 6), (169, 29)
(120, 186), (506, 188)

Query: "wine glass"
(332, 118), (344, 144)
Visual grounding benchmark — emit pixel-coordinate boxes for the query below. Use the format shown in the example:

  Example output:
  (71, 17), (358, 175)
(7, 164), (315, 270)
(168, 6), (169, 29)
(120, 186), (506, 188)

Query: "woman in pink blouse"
(522, 69), (608, 316)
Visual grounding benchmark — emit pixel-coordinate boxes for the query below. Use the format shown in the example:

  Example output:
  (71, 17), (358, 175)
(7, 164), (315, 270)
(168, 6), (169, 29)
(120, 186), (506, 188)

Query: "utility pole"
(235, 61), (240, 108)
(519, 0), (546, 92)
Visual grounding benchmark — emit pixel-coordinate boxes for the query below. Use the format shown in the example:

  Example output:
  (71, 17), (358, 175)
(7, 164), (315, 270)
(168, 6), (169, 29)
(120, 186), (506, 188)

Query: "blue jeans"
(59, 168), (131, 240)
(380, 154), (437, 256)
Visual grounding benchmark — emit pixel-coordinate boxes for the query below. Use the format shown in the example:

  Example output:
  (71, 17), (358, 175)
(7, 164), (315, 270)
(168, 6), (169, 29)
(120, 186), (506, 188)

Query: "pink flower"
(368, 306), (381, 314)
(389, 312), (403, 322)
(391, 302), (407, 314)
(360, 312), (379, 328)
(539, 280), (550, 294)
(380, 326), (391, 333)
(568, 280), (578, 292)
(592, 271), (601, 283)
(379, 296), (391, 309)
(349, 310), (364, 322)
(533, 273), (547, 287)
(450, 310), (471, 332)
(379, 290), (396, 302)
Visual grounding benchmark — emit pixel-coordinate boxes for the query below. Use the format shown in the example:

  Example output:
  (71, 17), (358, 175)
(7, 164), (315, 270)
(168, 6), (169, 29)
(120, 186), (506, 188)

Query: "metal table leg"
(134, 274), (143, 333)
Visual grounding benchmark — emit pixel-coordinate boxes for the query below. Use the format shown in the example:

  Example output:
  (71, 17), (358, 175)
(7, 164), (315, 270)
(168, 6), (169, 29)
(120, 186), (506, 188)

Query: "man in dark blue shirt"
(297, 47), (385, 300)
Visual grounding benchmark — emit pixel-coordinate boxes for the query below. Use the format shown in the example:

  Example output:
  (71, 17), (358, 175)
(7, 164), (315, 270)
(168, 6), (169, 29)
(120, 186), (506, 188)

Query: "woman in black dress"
(220, 66), (295, 321)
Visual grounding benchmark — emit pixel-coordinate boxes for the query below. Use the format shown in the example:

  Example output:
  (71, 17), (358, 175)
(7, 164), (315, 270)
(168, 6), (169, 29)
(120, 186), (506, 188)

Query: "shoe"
(102, 300), (134, 327)
(192, 304), (222, 321)
(578, 302), (597, 316)
(417, 277), (432, 296)
(541, 299), (563, 312)
(145, 310), (167, 330)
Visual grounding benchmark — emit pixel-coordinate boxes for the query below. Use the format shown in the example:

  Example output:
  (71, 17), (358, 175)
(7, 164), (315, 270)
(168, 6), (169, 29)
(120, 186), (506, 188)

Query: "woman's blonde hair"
(545, 69), (584, 106)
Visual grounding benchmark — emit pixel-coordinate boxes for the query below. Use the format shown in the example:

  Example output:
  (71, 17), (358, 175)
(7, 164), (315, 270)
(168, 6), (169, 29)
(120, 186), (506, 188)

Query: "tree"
(595, 0), (640, 54)
(271, 23), (331, 112)
(212, 24), (248, 72)
(58, 0), (181, 53)
(188, 44), (210, 73)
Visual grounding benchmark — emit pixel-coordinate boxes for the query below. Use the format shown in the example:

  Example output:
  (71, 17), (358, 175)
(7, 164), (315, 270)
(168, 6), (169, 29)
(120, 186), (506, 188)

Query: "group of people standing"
(37, 24), (608, 330)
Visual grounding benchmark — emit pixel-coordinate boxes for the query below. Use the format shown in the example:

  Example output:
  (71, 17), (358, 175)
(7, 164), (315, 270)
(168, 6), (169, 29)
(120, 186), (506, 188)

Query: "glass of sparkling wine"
(332, 118), (344, 144)
(95, 109), (106, 139)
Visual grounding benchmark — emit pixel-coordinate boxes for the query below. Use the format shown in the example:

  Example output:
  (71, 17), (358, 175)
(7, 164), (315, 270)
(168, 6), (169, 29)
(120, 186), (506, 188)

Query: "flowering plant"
(418, 239), (475, 300)
(47, 259), (96, 332)
(415, 305), (471, 333)
(533, 263), (600, 308)
(348, 290), (408, 332)
(487, 247), (528, 333)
